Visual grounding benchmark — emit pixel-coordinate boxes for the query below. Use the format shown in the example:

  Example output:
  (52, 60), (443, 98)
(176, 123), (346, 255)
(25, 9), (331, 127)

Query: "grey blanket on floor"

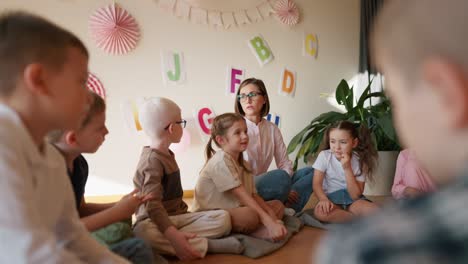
(295, 208), (339, 230)
(230, 215), (304, 259)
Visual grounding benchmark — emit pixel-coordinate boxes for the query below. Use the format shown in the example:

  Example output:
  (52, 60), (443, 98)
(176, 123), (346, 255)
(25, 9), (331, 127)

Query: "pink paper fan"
(87, 72), (106, 99)
(89, 3), (140, 55)
(274, 0), (300, 26)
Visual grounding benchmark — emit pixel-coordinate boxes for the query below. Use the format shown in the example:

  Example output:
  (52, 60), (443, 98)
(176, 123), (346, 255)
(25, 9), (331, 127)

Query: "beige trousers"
(133, 210), (231, 257)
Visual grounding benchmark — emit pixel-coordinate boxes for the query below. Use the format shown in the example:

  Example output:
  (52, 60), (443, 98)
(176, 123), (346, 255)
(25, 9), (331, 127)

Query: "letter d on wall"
(278, 68), (296, 97)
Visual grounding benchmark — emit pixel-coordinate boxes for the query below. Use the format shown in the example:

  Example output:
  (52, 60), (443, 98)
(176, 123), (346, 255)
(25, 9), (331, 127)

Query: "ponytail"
(205, 137), (216, 162)
(355, 124), (378, 182)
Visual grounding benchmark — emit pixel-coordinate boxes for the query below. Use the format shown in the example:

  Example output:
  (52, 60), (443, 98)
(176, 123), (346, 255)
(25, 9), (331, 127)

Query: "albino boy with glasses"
(132, 97), (244, 261)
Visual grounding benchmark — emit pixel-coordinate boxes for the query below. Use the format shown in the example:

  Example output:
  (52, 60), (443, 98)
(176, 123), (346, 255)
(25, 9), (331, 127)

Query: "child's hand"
(165, 227), (202, 260)
(316, 199), (334, 215)
(403, 187), (422, 198)
(114, 189), (153, 219)
(287, 190), (300, 205)
(340, 153), (352, 170)
(266, 220), (288, 242)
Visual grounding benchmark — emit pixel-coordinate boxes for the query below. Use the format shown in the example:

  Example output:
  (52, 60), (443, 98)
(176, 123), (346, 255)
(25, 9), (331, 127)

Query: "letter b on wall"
(248, 35), (274, 67)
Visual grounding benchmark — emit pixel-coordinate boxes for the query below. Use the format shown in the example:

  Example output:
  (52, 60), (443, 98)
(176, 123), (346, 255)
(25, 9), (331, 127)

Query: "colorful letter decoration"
(278, 68), (296, 97)
(194, 107), (216, 142)
(161, 50), (186, 85)
(248, 35), (274, 66)
(120, 98), (146, 134)
(226, 66), (244, 95)
(266, 113), (281, 127)
(303, 33), (318, 58)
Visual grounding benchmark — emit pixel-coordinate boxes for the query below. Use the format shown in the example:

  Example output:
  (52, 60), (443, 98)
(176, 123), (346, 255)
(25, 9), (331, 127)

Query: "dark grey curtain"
(359, 0), (384, 74)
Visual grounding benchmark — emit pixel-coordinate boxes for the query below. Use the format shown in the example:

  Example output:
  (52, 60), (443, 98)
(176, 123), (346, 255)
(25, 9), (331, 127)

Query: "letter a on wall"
(161, 50), (186, 86)
(278, 68), (296, 97)
(226, 66), (244, 95)
(303, 33), (318, 58)
(120, 98), (146, 135)
(193, 106), (216, 142)
(247, 35), (274, 67)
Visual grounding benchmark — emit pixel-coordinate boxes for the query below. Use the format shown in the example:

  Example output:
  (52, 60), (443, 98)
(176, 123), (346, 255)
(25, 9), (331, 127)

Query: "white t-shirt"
(313, 149), (365, 194)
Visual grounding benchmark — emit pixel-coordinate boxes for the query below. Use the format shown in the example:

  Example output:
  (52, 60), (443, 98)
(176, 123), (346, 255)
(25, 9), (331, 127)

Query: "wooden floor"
(87, 194), (391, 264)
(170, 227), (325, 264)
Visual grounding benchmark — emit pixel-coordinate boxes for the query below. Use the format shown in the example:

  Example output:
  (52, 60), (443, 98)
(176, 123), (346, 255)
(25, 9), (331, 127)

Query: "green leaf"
(376, 114), (397, 142)
(335, 79), (349, 106)
(344, 85), (354, 111)
(287, 123), (314, 153)
(309, 111), (345, 126)
(297, 136), (315, 162)
(356, 84), (371, 109)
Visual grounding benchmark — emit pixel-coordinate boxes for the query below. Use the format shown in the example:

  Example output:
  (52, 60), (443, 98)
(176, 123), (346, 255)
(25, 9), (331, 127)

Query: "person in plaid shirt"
(317, 0), (468, 263)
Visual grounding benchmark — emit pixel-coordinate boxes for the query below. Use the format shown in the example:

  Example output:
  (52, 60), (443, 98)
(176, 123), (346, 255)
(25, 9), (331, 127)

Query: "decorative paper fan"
(89, 3), (140, 55)
(274, 0), (300, 26)
(87, 72), (106, 99)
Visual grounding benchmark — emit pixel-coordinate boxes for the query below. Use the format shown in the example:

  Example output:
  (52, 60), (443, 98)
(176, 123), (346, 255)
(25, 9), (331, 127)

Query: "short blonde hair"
(138, 97), (181, 138)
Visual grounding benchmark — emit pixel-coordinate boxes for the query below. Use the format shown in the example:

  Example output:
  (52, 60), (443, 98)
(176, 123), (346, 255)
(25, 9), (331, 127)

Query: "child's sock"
(207, 237), (244, 254)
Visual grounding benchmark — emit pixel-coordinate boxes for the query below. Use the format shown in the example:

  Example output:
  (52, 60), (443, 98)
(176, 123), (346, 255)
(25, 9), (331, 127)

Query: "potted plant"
(287, 79), (401, 195)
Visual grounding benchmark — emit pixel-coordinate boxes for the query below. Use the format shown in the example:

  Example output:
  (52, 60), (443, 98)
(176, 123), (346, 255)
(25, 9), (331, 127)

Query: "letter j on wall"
(161, 50), (186, 86)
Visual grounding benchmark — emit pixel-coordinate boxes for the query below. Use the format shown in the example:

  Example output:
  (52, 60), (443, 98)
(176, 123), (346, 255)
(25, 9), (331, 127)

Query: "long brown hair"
(205, 113), (250, 172)
(318, 120), (378, 182)
(234, 78), (270, 117)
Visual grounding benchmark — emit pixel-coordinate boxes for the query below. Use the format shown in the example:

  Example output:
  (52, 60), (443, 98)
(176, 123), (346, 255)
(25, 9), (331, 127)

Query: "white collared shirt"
(243, 117), (293, 177)
(0, 104), (128, 263)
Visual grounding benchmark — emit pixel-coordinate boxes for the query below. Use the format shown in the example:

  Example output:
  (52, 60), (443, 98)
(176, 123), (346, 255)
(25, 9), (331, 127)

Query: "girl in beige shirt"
(192, 113), (287, 241)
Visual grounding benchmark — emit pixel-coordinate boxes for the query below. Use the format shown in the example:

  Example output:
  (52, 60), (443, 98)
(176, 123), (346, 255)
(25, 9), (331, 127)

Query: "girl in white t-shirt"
(192, 113), (287, 242)
(312, 121), (378, 223)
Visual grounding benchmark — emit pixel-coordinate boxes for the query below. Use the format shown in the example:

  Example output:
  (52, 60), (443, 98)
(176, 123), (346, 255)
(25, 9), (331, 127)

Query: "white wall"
(1, 0), (360, 195)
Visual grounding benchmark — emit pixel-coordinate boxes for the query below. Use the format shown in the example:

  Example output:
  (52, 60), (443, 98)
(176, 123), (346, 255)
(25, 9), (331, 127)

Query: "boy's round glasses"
(164, 119), (187, 130)
(237, 92), (263, 102)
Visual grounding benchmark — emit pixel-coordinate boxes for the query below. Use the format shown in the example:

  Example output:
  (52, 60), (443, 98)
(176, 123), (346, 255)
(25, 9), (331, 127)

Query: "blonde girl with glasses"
(191, 113), (288, 242)
(234, 78), (314, 214)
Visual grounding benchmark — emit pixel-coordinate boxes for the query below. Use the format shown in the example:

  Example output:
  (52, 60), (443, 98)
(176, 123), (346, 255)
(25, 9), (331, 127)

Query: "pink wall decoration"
(89, 3), (140, 55)
(86, 72), (106, 99)
(274, 0), (300, 26)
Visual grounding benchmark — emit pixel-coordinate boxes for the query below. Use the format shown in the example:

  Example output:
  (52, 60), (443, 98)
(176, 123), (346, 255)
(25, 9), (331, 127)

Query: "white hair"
(138, 97), (181, 138)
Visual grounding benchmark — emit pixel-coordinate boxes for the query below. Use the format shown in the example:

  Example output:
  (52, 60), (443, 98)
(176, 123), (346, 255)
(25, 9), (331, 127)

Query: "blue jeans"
(110, 237), (154, 264)
(255, 167), (314, 212)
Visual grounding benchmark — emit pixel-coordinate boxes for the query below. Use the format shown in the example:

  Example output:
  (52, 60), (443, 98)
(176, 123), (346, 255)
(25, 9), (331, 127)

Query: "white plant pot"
(363, 151), (399, 196)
